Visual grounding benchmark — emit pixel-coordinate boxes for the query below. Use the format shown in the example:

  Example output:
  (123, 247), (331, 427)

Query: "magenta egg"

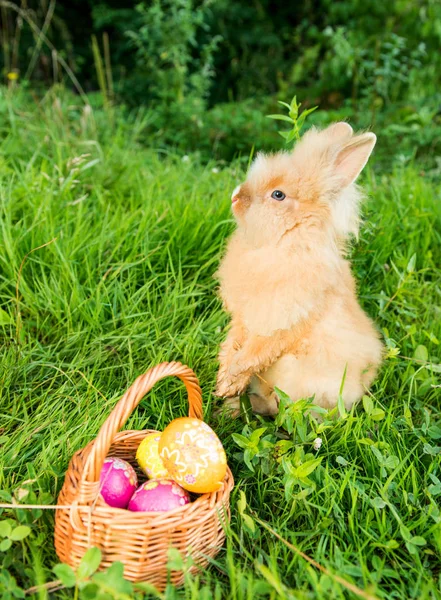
(128, 479), (191, 512)
(99, 457), (138, 508)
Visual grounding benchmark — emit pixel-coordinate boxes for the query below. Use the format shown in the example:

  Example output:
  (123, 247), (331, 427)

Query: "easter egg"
(128, 479), (190, 512)
(99, 457), (138, 508)
(136, 432), (169, 479)
(158, 418), (227, 494)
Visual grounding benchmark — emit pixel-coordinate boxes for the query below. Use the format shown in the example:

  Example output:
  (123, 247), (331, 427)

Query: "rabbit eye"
(271, 190), (285, 201)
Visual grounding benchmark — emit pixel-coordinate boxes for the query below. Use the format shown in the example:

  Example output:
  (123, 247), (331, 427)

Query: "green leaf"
(0, 538), (12, 551)
(296, 420), (307, 443)
(296, 113), (307, 128)
(77, 547), (102, 579)
(53, 563), (76, 588)
(237, 490), (247, 515)
(289, 95), (299, 114)
(80, 583), (100, 600)
(284, 476), (296, 501)
(231, 433), (250, 449)
(370, 446), (384, 462)
(242, 514), (256, 535)
(12, 586), (25, 598)
(300, 105), (318, 118)
(250, 427), (267, 444)
(243, 449), (255, 472)
(10, 526), (31, 541)
(400, 525), (411, 542)
(428, 482), (441, 495)
(266, 114), (294, 123)
(274, 387), (291, 403)
(414, 345), (428, 363)
(410, 536), (426, 546)
(363, 395), (373, 415)
(0, 521), (12, 538)
(423, 443), (440, 456)
(0, 308), (14, 325)
(370, 408), (386, 421)
(337, 394), (347, 419)
(96, 592), (115, 600)
(428, 425), (441, 440)
(294, 457), (322, 478)
(277, 101), (292, 110)
(285, 128), (298, 143)
(406, 541), (418, 555)
(274, 440), (294, 457)
(132, 581), (164, 597)
(406, 253), (416, 273)
(404, 407), (413, 428)
(336, 456), (349, 466)
(384, 455), (399, 470)
(371, 497), (386, 509)
(93, 562), (133, 595)
(167, 548), (184, 571)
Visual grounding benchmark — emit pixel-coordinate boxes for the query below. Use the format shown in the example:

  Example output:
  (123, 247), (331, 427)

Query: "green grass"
(0, 88), (441, 600)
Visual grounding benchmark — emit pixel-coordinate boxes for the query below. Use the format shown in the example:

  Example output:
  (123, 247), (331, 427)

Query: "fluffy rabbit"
(216, 122), (383, 415)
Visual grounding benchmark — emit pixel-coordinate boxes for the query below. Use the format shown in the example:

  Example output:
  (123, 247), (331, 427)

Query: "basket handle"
(82, 361), (203, 483)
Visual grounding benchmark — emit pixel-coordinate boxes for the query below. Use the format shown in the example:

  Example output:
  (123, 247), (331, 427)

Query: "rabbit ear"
(323, 122), (353, 142)
(334, 133), (376, 187)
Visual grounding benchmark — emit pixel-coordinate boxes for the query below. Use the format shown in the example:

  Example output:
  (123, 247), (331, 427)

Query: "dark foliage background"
(1, 0), (441, 162)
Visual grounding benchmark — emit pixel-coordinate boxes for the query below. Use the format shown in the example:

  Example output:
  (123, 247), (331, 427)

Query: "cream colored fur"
(216, 122), (384, 415)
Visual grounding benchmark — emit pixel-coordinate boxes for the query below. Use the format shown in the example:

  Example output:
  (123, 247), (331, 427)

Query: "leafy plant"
(370, 446), (400, 478)
(0, 521), (31, 553)
(53, 548), (161, 599)
(0, 519), (32, 598)
(0, 569), (25, 599)
(237, 491), (257, 537)
(267, 96), (318, 143)
(232, 389), (329, 499)
(126, 0), (220, 104)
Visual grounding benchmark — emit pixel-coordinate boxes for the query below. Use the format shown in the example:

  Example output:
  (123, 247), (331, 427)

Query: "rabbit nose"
(231, 185), (241, 203)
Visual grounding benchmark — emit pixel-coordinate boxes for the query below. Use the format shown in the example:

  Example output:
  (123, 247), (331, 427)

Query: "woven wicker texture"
(54, 362), (234, 590)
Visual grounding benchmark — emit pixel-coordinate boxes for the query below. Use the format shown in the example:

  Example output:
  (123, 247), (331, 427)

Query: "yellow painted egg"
(158, 417), (227, 493)
(136, 432), (170, 479)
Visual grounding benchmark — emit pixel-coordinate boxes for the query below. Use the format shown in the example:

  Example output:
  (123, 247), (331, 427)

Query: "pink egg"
(99, 457), (138, 508)
(128, 479), (191, 512)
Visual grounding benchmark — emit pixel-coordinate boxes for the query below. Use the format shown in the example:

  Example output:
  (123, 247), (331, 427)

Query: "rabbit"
(215, 122), (384, 415)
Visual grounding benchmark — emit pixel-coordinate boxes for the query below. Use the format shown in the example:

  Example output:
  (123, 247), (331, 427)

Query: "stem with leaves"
(267, 95), (318, 144)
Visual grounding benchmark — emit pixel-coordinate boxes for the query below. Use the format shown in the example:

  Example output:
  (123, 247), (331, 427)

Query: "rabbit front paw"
(227, 348), (251, 377)
(229, 371), (252, 396)
(216, 369), (250, 398)
(216, 375), (236, 398)
(218, 372), (251, 398)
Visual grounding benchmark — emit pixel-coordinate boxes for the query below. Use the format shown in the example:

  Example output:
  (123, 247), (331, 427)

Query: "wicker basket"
(54, 362), (234, 590)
